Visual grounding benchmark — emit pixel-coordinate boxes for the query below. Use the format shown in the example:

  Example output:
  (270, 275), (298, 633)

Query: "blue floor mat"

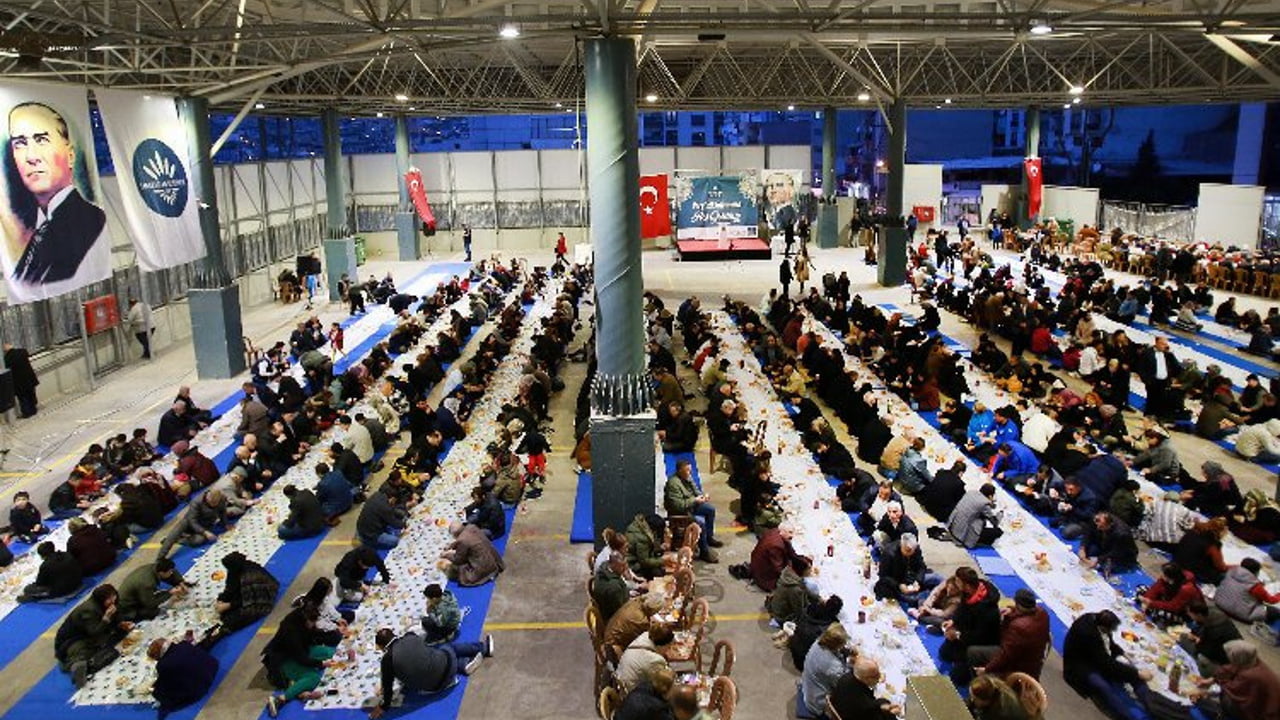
(0, 529), (327, 720)
(570, 470), (594, 544)
(266, 510), (516, 720)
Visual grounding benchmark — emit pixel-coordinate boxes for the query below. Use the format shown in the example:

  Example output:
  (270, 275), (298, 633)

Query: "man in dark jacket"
(875, 534), (941, 606)
(748, 525), (808, 592)
(278, 485), (325, 540)
(1078, 511), (1139, 572)
(55, 584), (132, 687)
(18, 541), (83, 602)
(149, 636), (218, 718)
(172, 440), (219, 489)
(66, 517), (117, 575)
(334, 546), (390, 603)
(941, 566), (1002, 683)
(1136, 336), (1182, 421)
(213, 552), (279, 637)
(356, 488), (405, 549)
(1181, 600), (1241, 675)
(968, 588), (1051, 679)
(591, 551), (630, 622)
(3, 343), (39, 418)
(157, 402), (200, 447)
(368, 629), (493, 719)
(314, 462), (354, 522)
(915, 459), (967, 521)
(828, 656), (899, 720)
(1063, 610), (1153, 719)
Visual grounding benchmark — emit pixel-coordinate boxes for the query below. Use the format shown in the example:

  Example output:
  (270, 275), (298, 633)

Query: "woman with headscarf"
(1198, 640), (1280, 720)
(1182, 462), (1243, 518)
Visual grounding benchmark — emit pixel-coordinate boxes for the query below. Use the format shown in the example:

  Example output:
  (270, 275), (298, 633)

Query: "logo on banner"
(132, 139), (188, 217)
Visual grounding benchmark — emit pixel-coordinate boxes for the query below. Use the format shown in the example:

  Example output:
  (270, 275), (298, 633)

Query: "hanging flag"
(0, 81), (112, 303)
(639, 173), (671, 238)
(405, 168), (436, 230)
(95, 89), (206, 272)
(1024, 157), (1043, 218)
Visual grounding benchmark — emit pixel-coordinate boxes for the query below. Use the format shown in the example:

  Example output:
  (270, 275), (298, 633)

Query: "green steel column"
(879, 99), (908, 286)
(817, 106), (839, 248)
(585, 36), (656, 549)
(322, 109), (356, 299)
(394, 114), (421, 260)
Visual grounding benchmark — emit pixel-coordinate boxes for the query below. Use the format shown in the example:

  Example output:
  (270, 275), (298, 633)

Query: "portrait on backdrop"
(0, 82), (110, 303)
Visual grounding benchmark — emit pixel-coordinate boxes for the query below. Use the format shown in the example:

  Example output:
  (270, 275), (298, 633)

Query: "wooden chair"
(587, 549), (598, 572)
(668, 515), (695, 549)
(681, 521), (701, 554)
(601, 527), (619, 550)
(1191, 263), (1207, 285)
(675, 546), (694, 570)
(1270, 273), (1280, 299)
(672, 566), (695, 610)
(586, 605), (614, 693)
(708, 639), (736, 677)
(1254, 270), (1272, 296)
(664, 597), (709, 672)
(1233, 267), (1250, 292)
(707, 676), (738, 720)
(598, 686), (621, 719)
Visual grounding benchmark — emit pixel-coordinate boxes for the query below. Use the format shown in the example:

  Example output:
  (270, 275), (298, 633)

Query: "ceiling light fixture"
(1072, 97), (1081, 105)
(787, 104), (795, 111)
(944, 98), (952, 104)
(376, 111), (384, 118)
(1030, 21), (1053, 35)
(857, 91), (871, 102)
(395, 93), (408, 102)
(645, 93), (658, 103)
(1069, 85), (1085, 95)
(499, 24), (520, 39)
(554, 102), (563, 108)
(254, 102), (265, 109)
(1062, 103), (1071, 109)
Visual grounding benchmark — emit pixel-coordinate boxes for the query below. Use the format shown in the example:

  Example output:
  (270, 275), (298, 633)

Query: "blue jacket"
(1073, 455), (1127, 502)
(967, 410), (996, 445)
(316, 469), (354, 517)
(993, 441), (1039, 479)
(1060, 486), (1101, 524)
(992, 419), (1021, 444)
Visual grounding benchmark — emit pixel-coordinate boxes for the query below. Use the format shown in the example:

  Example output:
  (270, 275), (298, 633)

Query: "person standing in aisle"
(462, 224), (472, 262)
(779, 256), (793, 299)
(127, 296), (154, 359)
(555, 232), (568, 264)
(3, 343), (38, 417)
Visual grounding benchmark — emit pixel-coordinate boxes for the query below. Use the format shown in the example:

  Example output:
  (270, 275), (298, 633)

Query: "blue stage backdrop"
(675, 173), (759, 240)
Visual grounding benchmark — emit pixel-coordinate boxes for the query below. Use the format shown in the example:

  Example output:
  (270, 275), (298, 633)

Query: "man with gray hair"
(591, 551), (630, 622)
(827, 656), (900, 719)
(875, 533), (941, 606)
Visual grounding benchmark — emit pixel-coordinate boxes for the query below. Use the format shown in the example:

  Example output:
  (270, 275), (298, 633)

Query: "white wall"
(904, 164), (944, 234)
(1041, 185), (1100, 228)
(980, 183), (1016, 223)
(1195, 183), (1265, 248)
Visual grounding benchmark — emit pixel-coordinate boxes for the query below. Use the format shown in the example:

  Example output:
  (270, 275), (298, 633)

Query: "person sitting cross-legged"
(874, 533), (942, 607)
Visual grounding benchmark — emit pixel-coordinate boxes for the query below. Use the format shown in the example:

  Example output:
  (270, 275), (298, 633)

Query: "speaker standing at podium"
(3, 343), (38, 418)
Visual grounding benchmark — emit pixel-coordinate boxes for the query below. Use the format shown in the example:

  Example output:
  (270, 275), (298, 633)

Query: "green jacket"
(766, 566), (816, 625)
(755, 502), (783, 532)
(592, 567), (629, 621)
(117, 563), (183, 621)
(664, 474), (699, 515)
(625, 514), (664, 577)
(423, 590), (462, 638)
(1109, 488), (1144, 528)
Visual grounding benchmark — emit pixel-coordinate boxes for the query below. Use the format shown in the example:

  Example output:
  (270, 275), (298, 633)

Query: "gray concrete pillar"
(585, 37), (657, 546)
(817, 107), (839, 249)
(394, 114), (421, 260)
(177, 96), (245, 378)
(1233, 102), (1266, 185)
(879, 99), (908, 287)
(322, 109), (356, 300)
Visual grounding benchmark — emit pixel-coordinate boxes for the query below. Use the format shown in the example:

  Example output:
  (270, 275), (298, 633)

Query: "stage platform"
(675, 238), (772, 261)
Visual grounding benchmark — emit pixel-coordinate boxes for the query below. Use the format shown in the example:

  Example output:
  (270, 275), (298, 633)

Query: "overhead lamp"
(1068, 85), (1085, 95)
(554, 102), (563, 108)
(254, 102), (265, 109)
(408, 106), (417, 111)
(787, 104), (795, 111)
(944, 98), (952, 104)
(875, 159), (885, 168)
(395, 93), (408, 102)
(1062, 103), (1071, 109)
(499, 24), (520, 39)
(1030, 21), (1053, 35)
(857, 91), (871, 102)
(645, 93), (658, 103)
(376, 111), (384, 118)
(1072, 97), (1081, 105)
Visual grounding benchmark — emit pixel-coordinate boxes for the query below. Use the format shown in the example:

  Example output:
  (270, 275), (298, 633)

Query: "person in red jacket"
(747, 524), (809, 592)
(1140, 562), (1204, 627)
(172, 441), (219, 489)
(971, 588), (1052, 680)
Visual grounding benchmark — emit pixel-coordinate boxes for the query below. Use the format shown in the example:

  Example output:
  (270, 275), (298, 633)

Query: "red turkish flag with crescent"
(405, 168), (437, 230)
(1024, 157), (1043, 218)
(639, 174), (671, 239)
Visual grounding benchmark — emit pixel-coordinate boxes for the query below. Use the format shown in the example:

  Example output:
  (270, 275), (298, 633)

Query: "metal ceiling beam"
(1204, 32), (1280, 88)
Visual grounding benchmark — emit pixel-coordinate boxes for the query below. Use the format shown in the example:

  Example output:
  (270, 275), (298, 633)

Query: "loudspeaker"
(0, 369), (14, 413)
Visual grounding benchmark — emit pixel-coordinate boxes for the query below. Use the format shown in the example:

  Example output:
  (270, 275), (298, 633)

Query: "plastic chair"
(708, 638), (735, 677)
(707, 676), (737, 720)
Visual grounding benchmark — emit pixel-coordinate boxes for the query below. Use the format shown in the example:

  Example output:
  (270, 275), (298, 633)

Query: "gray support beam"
(1233, 102), (1266, 185)
(322, 108), (356, 300)
(585, 36), (656, 547)
(879, 98), (908, 287)
(394, 114), (421, 260)
(817, 106), (839, 248)
(177, 96), (245, 378)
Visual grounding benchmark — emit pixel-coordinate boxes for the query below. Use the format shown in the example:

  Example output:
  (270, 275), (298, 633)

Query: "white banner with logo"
(95, 89), (205, 271)
(0, 81), (112, 303)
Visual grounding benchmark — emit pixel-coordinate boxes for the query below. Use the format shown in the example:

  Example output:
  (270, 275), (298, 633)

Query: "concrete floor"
(0, 241), (1276, 720)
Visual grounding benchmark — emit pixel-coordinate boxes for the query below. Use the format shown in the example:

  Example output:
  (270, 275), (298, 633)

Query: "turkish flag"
(639, 174), (671, 239)
(405, 168), (436, 230)
(1024, 157), (1043, 218)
